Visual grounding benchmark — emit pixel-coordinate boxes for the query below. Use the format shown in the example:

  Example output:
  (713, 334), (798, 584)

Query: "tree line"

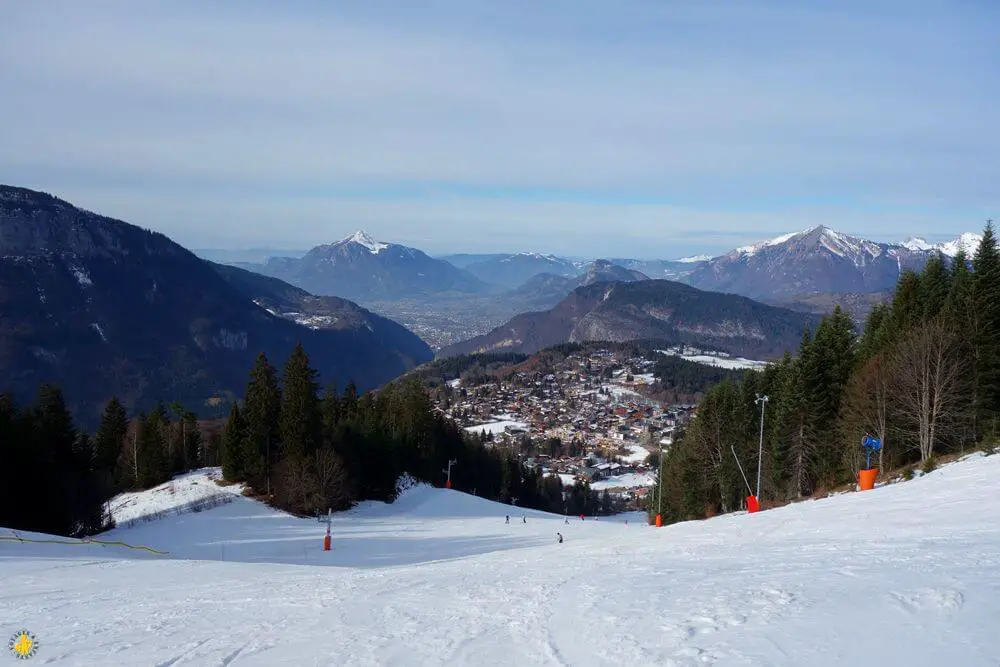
(0, 385), (208, 536)
(650, 222), (1000, 524)
(2, 341), (604, 536)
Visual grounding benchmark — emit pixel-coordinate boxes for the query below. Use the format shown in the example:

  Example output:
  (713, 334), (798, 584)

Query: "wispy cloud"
(1, 0), (996, 257)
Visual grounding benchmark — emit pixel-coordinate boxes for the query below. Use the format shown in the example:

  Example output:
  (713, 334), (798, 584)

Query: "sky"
(1, 1), (997, 259)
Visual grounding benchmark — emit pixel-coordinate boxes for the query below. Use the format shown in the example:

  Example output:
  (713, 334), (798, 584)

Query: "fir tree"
(279, 343), (321, 460)
(221, 403), (246, 481)
(242, 353), (281, 493)
(972, 221), (1000, 431)
(919, 252), (951, 319)
(93, 397), (128, 485)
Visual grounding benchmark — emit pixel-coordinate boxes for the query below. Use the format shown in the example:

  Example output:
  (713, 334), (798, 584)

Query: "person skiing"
(505, 515), (509, 524)
(557, 532), (563, 544)
(564, 517), (569, 525)
(522, 515), (526, 524)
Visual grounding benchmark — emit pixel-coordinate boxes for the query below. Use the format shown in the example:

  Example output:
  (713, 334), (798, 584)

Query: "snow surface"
(109, 469), (245, 525)
(70, 265), (92, 286)
(4, 455), (1000, 665)
(590, 472), (655, 490)
(622, 444), (651, 464)
(675, 254), (712, 263)
(656, 348), (769, 370)
(935, 232), (983, 257)
(345, 230), (389, 254)
(463, 420), (528, 435)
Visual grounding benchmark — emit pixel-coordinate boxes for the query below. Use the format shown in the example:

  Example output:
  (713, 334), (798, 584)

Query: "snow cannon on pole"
(443, 459), (457, 489)
(318, 508), (332, 551)
(859, 435), (881, 491)
(731, 445), (759, 513)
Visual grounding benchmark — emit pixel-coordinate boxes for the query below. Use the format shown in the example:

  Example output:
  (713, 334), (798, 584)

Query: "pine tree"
(183, 411), (202, 470)
(137, 408), (168, 488)
(93, 397), (128, 489)
(221, 403), (246, 481)
(972, 221), (1000, 434)
(32, 384), (78, 535)
(242, 353), (281, 493)
(919, 252), (951, 319)
(279, 343), (321, 460)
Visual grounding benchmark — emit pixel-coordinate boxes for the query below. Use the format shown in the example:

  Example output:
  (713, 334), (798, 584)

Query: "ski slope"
(3, 455), (1000, 665)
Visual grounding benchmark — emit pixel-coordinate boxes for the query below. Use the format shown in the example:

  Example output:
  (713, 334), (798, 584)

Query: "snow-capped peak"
(734, 226), (821, 257)
(344, 230), (389, 254)
(935, 232), (982, 258)
(902, 237), (933, 252)
(676, 254), (712, 263)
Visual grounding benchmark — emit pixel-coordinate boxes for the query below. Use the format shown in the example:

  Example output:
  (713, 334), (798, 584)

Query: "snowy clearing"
(462, 419), (527, 435)
(656, 348), (769, 370)
(3, 454), (1000, 665)
(622, 444), (650, 464)
(589, 472), (656, 490)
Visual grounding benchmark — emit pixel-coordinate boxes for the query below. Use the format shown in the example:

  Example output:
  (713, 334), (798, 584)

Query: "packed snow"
(622, 444), (651, 464)
(3, 454), (1000, 665)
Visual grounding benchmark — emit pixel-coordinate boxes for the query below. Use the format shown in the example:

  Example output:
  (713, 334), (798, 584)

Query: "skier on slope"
(557, 533), (563, 544)
(522, 515), (526, 524)
(505, 515), (509, 524)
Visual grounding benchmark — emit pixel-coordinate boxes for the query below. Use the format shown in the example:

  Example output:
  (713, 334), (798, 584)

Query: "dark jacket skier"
(557, 532), (563, 543)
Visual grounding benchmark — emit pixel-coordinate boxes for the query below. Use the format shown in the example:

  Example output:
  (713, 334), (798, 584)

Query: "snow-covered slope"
(109, 468), (245, 525)
(3, 454), (1000, 665)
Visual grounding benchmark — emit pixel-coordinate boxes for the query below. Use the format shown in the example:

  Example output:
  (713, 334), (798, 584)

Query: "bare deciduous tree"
(314, 447), (349, 511)
(841, 354), (891, 472)
(890, 319), (971, 461)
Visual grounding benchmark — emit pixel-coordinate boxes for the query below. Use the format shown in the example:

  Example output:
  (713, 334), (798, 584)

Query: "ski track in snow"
(3, 456), (1000, 665)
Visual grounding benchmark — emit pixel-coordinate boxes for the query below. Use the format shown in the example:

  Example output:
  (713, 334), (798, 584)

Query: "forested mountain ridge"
(0, 186), (431, 425)
(440, 279), (820, 360)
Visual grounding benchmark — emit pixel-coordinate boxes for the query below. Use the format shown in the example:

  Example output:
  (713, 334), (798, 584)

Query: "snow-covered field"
(590, 472), (656, 490)
(656, 348), (769, 371)
(622, 444), (650, 464)
(463, 419), (527, 435)
(3, 454), (1000, 665)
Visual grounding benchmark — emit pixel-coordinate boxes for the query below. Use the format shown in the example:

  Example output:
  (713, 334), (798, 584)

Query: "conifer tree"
(221, 403), (246, 481)
(919, 252), (951, 319)
(137, 408), (168, 488)
(93, 397), (128, 484)
(279, 343), (321, 460)
(242, 353), (281, 493)
(33, 384), (79, 535)
(972, 221), (1000, 432)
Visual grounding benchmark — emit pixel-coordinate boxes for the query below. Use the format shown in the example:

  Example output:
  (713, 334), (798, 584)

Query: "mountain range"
(0, 186), (431, 425)
(684, 225), (982, 301)
(439, 279), (820, 360)
(243, 231), (492, 302)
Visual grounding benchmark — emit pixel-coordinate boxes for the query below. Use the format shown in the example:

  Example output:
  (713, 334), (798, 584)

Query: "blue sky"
(1, 0), (996, 258)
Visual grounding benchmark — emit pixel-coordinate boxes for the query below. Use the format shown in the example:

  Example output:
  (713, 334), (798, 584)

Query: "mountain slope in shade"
(250, 230), (493, 301)
(0, 186), (431, 424)
(687, 226), (929, 300)
(208, 262), (431, 363)
(439, 279), (819, 360)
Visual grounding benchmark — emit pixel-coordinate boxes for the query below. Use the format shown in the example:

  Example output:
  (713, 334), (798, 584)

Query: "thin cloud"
(0, 0), (996, 256)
